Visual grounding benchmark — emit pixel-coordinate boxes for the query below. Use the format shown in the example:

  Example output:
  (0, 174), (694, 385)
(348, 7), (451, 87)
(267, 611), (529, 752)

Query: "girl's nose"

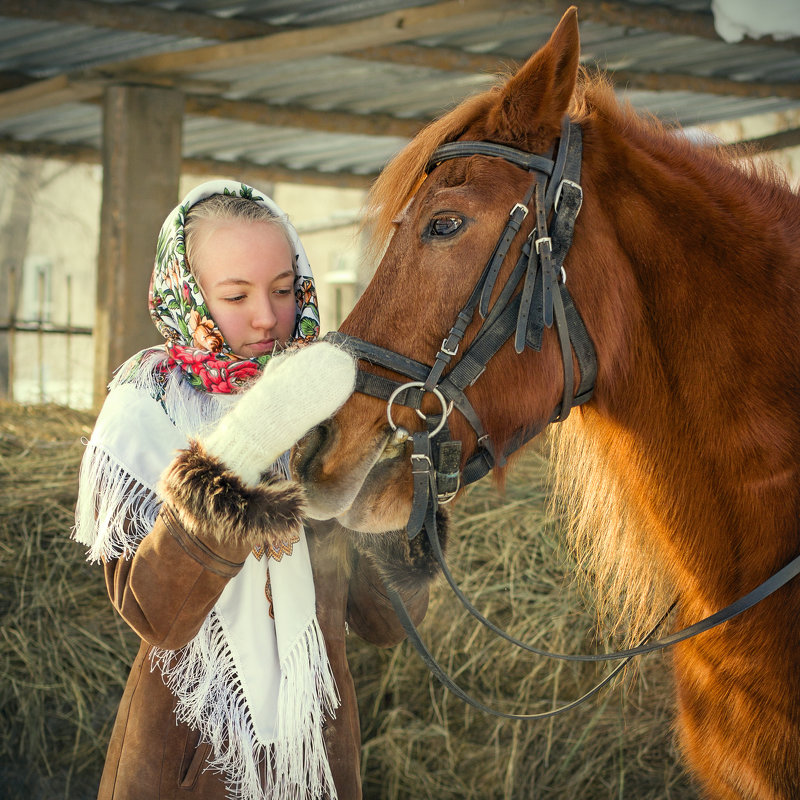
(253, 297), (277, 330)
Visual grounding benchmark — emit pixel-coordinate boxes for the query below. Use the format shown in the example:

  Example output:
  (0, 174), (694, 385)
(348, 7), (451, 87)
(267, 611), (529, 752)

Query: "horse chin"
(335, 455), (414, 532)
(291, 420), (414, 531)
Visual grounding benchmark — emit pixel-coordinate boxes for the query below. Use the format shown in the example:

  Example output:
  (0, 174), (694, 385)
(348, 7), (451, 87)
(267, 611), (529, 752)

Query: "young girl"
(73, 181), (439, 800)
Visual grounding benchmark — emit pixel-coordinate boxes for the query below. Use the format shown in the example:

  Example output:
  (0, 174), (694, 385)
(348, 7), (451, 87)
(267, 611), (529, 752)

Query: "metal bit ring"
(386, 381), (450, 439)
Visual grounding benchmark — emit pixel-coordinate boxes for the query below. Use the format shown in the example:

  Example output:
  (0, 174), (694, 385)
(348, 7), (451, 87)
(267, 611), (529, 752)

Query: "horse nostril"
(292, 421), (332, 481)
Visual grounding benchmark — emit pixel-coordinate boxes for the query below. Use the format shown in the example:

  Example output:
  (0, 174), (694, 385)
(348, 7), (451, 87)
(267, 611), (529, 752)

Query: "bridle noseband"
(324, 116), (800, 720)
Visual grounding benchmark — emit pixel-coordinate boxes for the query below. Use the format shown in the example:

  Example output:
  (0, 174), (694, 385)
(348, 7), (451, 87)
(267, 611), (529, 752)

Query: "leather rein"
(325, 116), (800, 719)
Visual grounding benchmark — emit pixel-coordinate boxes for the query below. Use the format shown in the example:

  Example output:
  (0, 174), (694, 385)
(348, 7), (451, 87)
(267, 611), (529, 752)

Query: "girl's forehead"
(192, 217), (287, 253)
(193, 221), (294, 283)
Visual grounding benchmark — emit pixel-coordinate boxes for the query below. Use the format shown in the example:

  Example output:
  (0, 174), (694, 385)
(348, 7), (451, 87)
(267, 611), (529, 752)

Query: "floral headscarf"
(149, 180), (320, 393)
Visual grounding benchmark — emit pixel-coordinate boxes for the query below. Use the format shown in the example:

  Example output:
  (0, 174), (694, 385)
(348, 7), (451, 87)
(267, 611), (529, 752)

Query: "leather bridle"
(324, 116), (800, 719)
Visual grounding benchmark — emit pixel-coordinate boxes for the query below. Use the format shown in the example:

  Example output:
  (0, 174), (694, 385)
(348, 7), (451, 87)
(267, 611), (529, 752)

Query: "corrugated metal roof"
(1, 0), (798, 184)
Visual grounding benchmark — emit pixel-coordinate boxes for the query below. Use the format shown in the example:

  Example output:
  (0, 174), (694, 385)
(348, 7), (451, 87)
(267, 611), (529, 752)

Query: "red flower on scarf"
(167, 345), (260, 393)
(227, 360), (259, 383)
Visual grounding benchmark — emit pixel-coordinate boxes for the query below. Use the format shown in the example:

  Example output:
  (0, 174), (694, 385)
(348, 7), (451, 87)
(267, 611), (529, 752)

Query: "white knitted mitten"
(201, 342), (356, 486)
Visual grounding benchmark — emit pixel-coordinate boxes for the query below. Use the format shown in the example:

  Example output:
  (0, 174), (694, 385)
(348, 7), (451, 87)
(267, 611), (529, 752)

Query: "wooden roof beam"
(183, 95), (426, 138)
(113, 0), (535, 75)
(44, 89), (427, 138)
(0, 135), (376, 189)
(0, 0), (522, 120)
(349, 44), (800, 101)
(2, 0), (799, 126)
(0, 74), (104, 119)
(4, 0), (798, 54)
(727, 126), (800, 154)
(610, 69), (800, 101)
(568, 0), (800, 52)
(0, 0), (279, 40)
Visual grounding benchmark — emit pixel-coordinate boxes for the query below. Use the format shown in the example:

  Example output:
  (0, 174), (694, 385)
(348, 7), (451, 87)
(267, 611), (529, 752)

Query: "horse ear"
(488, 6), (580, 142)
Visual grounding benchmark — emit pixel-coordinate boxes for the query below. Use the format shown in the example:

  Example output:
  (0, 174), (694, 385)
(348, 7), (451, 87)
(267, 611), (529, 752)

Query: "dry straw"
(0, 401), (695, 799)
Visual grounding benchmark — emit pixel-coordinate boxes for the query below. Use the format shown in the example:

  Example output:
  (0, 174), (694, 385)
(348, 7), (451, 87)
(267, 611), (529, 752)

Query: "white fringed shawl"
(73, 348), (339, 800)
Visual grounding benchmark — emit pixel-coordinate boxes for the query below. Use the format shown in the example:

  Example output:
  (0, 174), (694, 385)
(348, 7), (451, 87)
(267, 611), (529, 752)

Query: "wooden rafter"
(570, 0), (800, 52)
(2, 115), (797, 190)
(0, 0), (798, 174)
(0, 0), (517, 122)
(0, 135), (377, 189)
(0, 0), (279, 40)
(106, 0), (535, 75)
(349, 44), (800, 101)
(4, 0), (799, 53)
(2, 0), (799, 124)
(610, 69), (800, 101)
(182, 95), (426, 139)
(726, 126), (800, 154)
(0, 74), (104, 120)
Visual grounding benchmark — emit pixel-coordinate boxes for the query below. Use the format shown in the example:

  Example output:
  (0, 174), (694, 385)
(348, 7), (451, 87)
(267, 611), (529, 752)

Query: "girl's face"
(192, 219), (297, 358)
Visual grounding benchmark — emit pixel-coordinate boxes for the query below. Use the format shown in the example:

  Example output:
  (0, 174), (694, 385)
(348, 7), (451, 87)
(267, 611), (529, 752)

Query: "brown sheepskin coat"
(97, 442), (440, 800)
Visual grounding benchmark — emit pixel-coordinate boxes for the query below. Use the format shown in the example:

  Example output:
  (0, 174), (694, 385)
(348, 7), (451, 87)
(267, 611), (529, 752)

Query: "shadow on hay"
(0, 401), (695, 799)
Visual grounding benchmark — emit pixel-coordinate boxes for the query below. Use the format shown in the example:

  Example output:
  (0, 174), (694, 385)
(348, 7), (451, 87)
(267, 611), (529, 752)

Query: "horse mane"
(549, 78), (799, 646)
(548, 416), (678, 647)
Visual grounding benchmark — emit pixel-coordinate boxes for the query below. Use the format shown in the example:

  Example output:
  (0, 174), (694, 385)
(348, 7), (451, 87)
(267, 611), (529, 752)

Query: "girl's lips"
(249, 339), (275, 356)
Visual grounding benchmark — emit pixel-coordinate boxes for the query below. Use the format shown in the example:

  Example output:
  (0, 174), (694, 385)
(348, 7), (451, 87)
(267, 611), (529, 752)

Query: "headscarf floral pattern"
(149, 181), (320, 393)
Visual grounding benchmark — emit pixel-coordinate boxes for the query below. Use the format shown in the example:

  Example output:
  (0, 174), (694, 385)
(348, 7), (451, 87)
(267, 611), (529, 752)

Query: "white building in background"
(1, 159), (367, 409)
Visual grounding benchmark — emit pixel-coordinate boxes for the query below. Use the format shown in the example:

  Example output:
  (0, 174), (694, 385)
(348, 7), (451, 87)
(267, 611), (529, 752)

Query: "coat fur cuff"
(160, 441), (305, 551)
(361, 509), (449, 596)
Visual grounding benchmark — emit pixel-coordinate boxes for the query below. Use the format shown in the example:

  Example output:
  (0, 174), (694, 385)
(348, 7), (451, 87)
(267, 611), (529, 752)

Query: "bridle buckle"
(410, 452), (433, 472)
(440, 338), (459, 357)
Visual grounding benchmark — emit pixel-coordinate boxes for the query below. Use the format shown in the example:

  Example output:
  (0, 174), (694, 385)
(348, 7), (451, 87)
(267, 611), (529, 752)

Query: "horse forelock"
(363, 88), (502, 260)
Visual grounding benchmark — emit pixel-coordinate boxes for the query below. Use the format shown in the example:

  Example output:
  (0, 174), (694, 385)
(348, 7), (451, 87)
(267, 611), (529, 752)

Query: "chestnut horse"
(293, 8), (800, 799)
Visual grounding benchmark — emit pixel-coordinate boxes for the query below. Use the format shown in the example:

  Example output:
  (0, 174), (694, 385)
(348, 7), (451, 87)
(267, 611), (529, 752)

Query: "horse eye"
(428, 215), (463, 237)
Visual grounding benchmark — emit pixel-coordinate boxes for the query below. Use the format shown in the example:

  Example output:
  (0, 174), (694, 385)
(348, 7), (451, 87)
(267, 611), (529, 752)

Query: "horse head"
(292, 8), (607, 531)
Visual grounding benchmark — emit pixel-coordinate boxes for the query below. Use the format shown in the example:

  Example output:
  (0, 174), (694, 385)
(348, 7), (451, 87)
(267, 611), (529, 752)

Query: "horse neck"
(571, 118), (800, 615)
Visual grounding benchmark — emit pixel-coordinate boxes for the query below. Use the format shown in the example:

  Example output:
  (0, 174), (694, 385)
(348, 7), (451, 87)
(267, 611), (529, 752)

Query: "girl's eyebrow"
(214, 278), (251, 287)
(213, 270), (294, 288)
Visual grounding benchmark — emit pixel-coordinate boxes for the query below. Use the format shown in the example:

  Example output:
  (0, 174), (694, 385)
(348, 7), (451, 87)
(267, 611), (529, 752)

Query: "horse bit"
(324, 115), (800, 719)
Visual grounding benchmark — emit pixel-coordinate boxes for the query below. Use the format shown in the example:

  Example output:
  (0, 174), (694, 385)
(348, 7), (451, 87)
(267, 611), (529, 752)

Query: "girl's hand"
(200, 342), (356, 486)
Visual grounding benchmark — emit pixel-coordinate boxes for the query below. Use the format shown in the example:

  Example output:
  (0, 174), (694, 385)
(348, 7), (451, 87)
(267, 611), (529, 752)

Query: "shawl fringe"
(150, 612), (338, 800)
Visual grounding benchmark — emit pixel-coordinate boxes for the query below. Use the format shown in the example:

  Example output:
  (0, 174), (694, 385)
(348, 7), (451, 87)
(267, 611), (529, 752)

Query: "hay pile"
(0, 401), (139, 799)
(0, 401), (695, 799)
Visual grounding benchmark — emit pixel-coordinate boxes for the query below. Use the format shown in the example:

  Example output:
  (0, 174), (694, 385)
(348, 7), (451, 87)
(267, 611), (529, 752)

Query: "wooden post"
(0, 159), (43, 400)
(93, 85), (183, 408)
